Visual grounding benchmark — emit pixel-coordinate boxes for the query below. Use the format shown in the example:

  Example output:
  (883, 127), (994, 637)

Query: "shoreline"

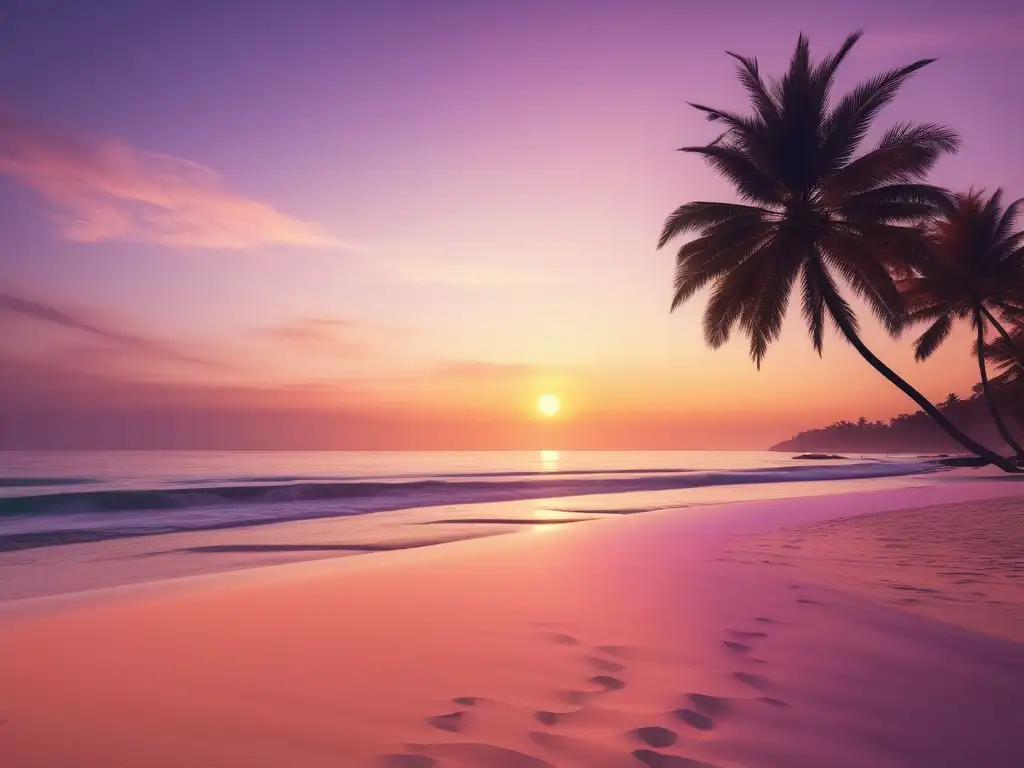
(0, 457), (939, 554)
(2, 474), (1023, 767)
(0, 467), (952, 603)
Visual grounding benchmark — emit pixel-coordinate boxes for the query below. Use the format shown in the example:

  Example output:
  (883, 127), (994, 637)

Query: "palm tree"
(940, 392), (962, 410)
(985, 318), (1024, 430)
(984, 317), (1024, 373)
(657, 32), (1015, 470)
(899, 190), (1024, 455)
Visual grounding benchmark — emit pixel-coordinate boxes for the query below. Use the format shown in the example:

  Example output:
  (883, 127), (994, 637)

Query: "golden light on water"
(540, 449), (559, 472)
(537, 393), (560, 417)
(531, 507), (566, 534)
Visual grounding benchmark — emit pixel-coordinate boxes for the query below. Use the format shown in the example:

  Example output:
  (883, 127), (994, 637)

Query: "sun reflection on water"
(540, 450), (560, 473)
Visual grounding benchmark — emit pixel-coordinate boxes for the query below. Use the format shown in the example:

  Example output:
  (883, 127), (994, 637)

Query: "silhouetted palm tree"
(658, 32), (1013, 469)
(900, 190), (1024, 454)
(984, 317), (1024, 373)
(986, 318), (1024, 430)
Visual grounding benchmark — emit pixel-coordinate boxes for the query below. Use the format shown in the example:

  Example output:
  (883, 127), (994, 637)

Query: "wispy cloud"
(0, 289), (221, 367)
(256, 317), (372, 356)
(0, 108), (339, 249)
(253, 315), (425, 364)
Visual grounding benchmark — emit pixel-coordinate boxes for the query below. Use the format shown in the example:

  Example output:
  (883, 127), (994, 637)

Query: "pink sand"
(2, 476), (1023, 767)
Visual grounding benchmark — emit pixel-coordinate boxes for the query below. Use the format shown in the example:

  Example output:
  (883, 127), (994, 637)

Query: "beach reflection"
(540, 450), (560, 472)
(531, 507), (568, 533)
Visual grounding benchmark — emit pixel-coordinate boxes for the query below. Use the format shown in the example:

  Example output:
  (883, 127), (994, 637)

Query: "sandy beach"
(5, 3), (1024, 766)
(2, 474), (1024, 767)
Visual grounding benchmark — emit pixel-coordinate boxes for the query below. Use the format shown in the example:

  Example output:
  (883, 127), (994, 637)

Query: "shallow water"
(0, 450), (937, 550)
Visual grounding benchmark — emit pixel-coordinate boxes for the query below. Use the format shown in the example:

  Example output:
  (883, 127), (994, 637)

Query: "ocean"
(0, 450), (940, 553)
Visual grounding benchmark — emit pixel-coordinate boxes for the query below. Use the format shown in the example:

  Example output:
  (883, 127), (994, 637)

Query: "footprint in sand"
(554, 689), (589, 706)
(589, 675), (626, 691)
(381, 755), (437, 768)
(534, 710), (560, 726)
(632, 749), (722, 767)
(554, 674), (626, 705)
(422, 742), (556, 768)
(584, 654), (627, 673)
(733, 671), (772, 691)
(686, 693), (731, 718)
(594, 644), (634, 659)
(452, 696), (479, 706)
(722, 641), (752, 653)
(758, 696), (791, 708)
(545, 632), (581, 646)
(673, 708), (715, 731)
(796, 598), (825, 606)
(728, 630), (768, 640)
(631, 726), (678, 748)
(426, 711), (464, 733)
(754, 617), (777, 624)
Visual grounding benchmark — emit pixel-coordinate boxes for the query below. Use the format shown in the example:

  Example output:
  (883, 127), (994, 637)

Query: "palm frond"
(725, 50), (780, 124)
(701, 251), (765, 348)
(913, 313), (953, 360)
(994, 197), (1024, 246)
(981, 189), (1004, 239)
(898, 272), (958, 313)
(671, 225), (774, 309)
(800, 262), (826, 354)
(678, 143), (780, 204)
(985, 328), (1024, 374)
(996, 234), (1024, 260)
(824, 123), (959, 199)
(806, 256), (860, 336)
(820, 230), (905, 335)
(840, 183), (953, 224)
(819, 59), (936, 175)
(740, 247), (802, 367)
(658, 201), (771, 249)
(686, 102), (777, 176)
(812, 31), (863, 92)
(687, 103), (761, 134)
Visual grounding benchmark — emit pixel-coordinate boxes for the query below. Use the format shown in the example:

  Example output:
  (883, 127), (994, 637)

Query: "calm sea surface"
(0, 450), (946, 601)
(0, 450), (937, 551)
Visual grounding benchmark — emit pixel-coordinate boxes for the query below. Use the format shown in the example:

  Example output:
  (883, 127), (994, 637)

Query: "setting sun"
(537, 393), (560, 417)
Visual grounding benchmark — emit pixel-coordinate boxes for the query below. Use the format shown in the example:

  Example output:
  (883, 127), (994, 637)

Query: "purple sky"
(1, 0), (1022, 448)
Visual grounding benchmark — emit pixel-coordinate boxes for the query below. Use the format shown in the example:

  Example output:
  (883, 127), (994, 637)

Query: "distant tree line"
(772, 380), (1023, 454)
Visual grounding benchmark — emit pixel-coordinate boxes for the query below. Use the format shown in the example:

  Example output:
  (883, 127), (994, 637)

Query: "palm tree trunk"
(979, 305), (1024, 371)
(974, 309), (1024, 456)
(816, 280), (1016, 471)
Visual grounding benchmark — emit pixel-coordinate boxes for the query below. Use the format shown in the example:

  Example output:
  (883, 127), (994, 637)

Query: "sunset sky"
(1, 0), (1022, 449)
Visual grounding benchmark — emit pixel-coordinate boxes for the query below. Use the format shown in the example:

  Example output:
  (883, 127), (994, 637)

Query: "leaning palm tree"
(899, 190), (1024, 455)
(658, 31), (1015, 470)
